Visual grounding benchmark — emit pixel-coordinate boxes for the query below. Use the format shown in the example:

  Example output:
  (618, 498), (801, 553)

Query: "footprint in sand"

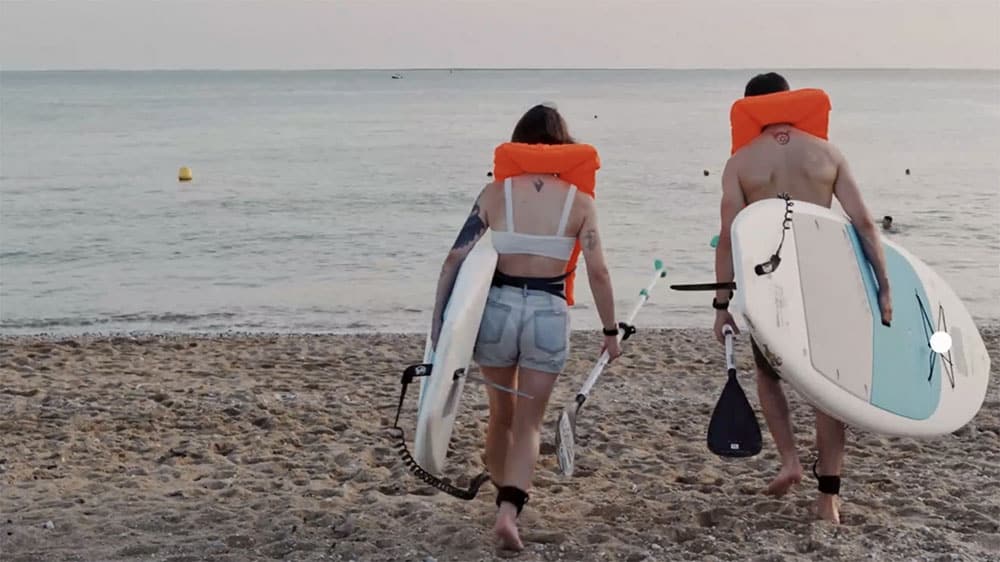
(200, 479), (228, 491)
(377, 483), (406, 496)
(585, 532), (609, 545)
(117, 544), (162, 558)
(894, 506), (931, 518)
(751, 500), (785, 514)
(667, 526), (700, 543)
(696, 507), (733, 528)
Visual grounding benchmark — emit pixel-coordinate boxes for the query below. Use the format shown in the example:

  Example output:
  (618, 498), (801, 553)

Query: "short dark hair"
(511, 104), (575, 145)
(744, 72), (790, 97)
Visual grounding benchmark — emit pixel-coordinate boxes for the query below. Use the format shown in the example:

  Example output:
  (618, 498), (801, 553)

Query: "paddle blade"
(554, 408), (576, 477)
(707, 371), (762, 458)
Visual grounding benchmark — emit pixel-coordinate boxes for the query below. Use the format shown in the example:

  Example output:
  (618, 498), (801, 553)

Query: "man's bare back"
(718, 119), (892, 329)
(729, 124), (839, 208)
(717, 116), (893, 330)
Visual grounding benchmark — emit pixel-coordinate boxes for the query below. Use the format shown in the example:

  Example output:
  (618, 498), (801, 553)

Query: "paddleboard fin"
(389, 362), (491, 500)
(670, 282), (737, 292)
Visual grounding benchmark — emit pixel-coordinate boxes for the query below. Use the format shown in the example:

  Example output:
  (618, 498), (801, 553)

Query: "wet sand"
(2, 327), (999, 561)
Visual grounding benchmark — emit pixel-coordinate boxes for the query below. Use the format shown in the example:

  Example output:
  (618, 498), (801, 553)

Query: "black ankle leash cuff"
(813, 460), (841, 495)
(496, 486), (529, 516)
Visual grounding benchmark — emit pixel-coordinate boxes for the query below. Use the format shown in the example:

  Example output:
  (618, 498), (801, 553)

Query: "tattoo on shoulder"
(533, 178), (544, 192)
(452, 201), (486, 249)
(583, 228), (598, 251)
(773, 131), (790, 145)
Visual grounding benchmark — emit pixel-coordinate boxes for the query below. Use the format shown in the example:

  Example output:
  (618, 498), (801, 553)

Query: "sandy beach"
(2, 327), (998, 562)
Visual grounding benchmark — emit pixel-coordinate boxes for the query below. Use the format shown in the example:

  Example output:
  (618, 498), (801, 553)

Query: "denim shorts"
(472, 285), (571, 374)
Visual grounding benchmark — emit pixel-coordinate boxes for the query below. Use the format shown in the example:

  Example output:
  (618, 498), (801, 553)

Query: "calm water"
(1, 69), (998, 335)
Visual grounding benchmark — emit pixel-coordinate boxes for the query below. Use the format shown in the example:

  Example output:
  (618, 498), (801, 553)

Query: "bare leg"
(814, 409), (845, 524)
(494, 366), (559, 552)
(756, 370), (803, 496)
(480, 366), (517, 485)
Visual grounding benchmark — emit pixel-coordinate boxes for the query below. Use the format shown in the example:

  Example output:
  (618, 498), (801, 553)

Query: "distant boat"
(391, 73), (402, 79)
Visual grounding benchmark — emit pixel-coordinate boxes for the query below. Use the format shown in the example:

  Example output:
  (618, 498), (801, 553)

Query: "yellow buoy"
(178, 167), (193, 182)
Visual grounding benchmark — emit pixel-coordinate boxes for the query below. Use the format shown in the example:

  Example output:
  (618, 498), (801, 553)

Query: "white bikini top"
(491, 178), (577, 261)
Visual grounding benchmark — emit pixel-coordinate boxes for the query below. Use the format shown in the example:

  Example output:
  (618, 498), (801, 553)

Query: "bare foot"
(815, 494), (841, 524)
(764, 463), (803, 496)
(494, 507), (523, 552)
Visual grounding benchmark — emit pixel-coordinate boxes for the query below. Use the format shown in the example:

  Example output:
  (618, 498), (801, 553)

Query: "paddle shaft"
(723, 324), (736, 376)
(575, 265), (667, 402)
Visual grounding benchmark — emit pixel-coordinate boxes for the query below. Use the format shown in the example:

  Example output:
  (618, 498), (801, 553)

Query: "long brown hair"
(511, 104), (575, 145)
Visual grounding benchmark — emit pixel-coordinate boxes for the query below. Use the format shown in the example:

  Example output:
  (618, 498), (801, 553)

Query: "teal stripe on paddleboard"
(846, 226), (940, 420)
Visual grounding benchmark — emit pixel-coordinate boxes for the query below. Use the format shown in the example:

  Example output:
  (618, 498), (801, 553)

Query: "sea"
(1, 69), (998, 335)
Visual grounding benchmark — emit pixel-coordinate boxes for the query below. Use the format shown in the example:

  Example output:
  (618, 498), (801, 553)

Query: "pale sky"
(1, 0), (998, 70)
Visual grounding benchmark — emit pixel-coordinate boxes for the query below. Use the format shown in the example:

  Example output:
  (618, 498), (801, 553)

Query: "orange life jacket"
(492, 142), (601, 305)
(729, 88), (831, 154)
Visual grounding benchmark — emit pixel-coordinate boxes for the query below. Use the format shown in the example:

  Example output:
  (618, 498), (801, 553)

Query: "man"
(712, 72), (893, 524)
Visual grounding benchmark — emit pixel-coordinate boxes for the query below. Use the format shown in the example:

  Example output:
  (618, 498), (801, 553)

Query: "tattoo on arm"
(452, 201), (486, 250)
(583, 228), (598, 251)
(533, 178), (544, 192)
(773, 131), (790, 145)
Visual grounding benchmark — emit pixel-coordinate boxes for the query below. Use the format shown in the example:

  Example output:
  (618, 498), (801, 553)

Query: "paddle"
(668, 235), (760, 457)
(554, 259), (668, 477)
(706, 327), (763, 458)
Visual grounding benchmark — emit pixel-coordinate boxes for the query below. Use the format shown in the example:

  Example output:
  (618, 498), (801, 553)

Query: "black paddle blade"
(707, 370), (762, 458)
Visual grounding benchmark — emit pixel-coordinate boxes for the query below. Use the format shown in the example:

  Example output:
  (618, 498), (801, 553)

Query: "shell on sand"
(1, 328), (999, 562)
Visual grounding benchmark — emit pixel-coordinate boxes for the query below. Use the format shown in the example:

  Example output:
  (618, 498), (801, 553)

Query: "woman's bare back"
(481, 174), (593, 278)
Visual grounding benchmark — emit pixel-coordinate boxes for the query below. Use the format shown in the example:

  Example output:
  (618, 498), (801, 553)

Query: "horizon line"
(2, 66), (998, 73)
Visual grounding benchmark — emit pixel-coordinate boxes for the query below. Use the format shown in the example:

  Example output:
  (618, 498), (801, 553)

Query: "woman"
(430, 104), (621, 551)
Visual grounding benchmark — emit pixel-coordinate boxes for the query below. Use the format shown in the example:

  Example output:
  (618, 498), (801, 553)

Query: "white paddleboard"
(414, 232), (498, 475)
(730, 198), (991, 437)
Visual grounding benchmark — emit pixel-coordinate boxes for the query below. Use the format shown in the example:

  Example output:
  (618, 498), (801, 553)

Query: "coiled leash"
(388, 362), (491, 500)
(754, 193), (795, 276)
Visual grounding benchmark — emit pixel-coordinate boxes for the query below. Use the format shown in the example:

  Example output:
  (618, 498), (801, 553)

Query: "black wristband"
(602, 326), (619, 336)
(712, 297), (729, 310)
